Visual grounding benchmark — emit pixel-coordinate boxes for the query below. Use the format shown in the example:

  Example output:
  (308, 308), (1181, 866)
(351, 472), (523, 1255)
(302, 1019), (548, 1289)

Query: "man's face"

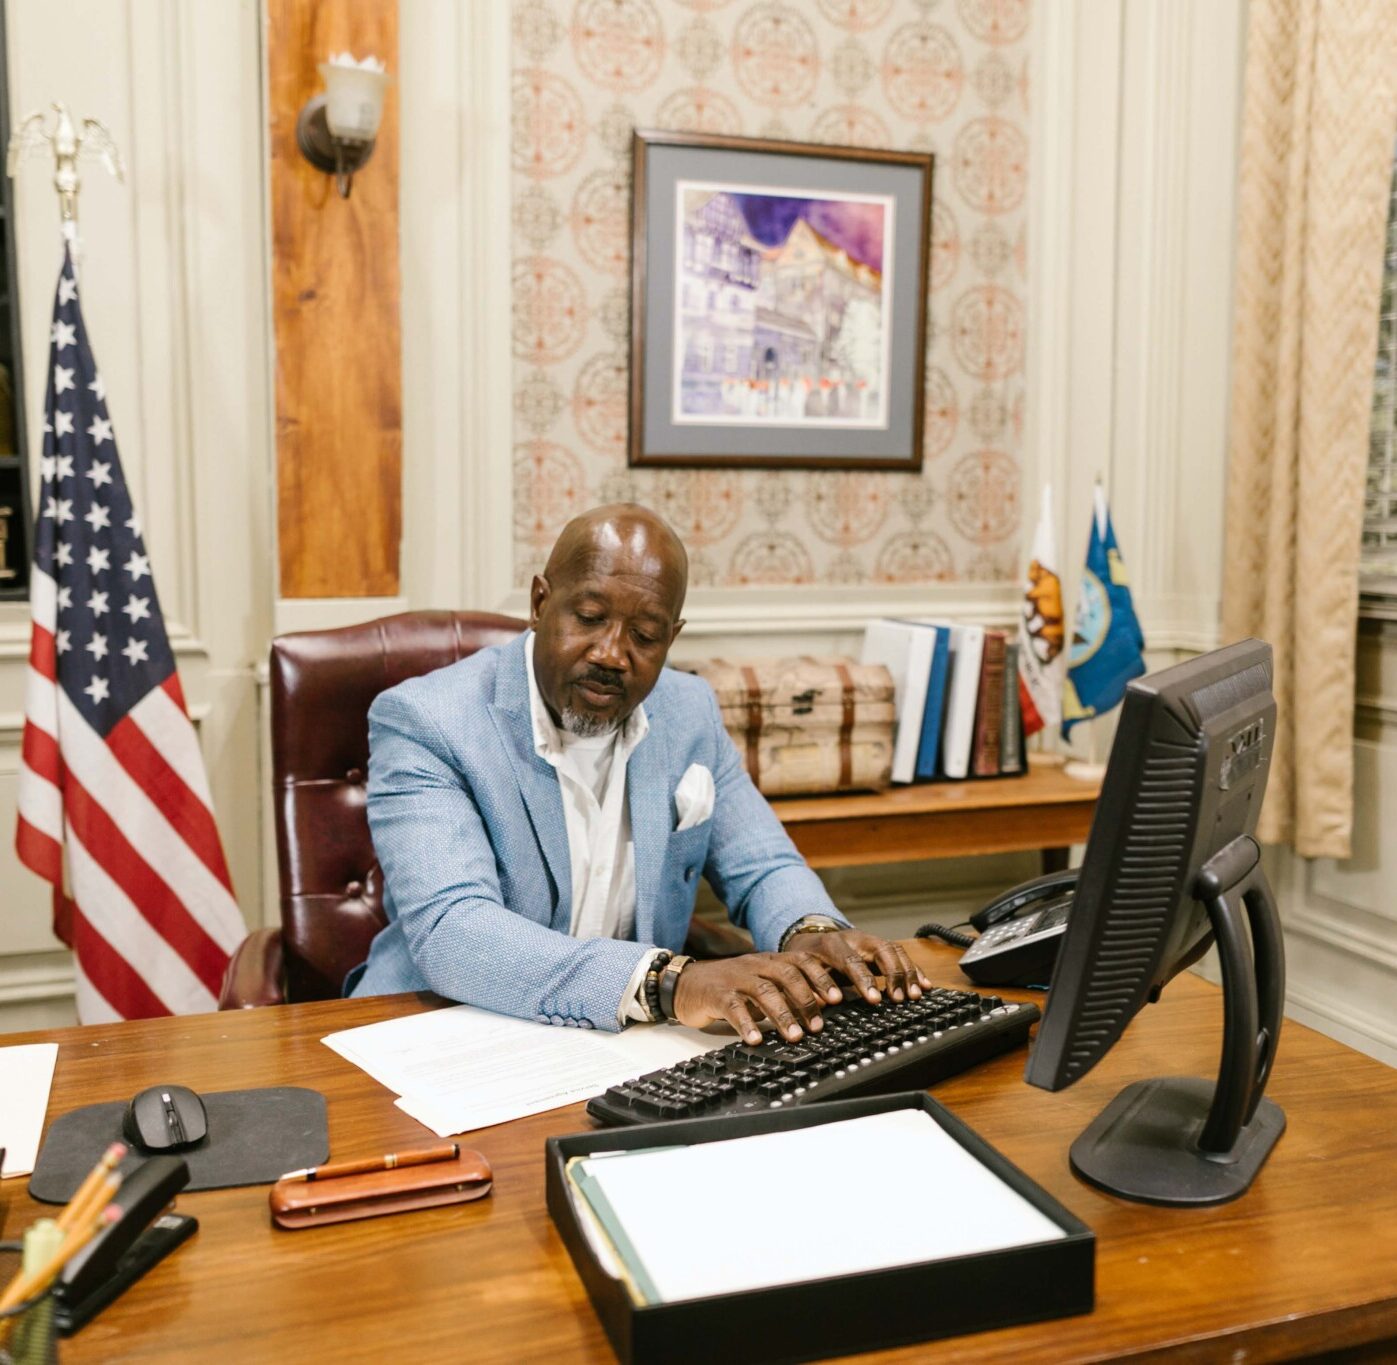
(529, 535), (684, 736)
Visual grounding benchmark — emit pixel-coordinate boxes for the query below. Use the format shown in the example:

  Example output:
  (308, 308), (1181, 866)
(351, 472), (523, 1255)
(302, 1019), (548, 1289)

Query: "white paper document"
(323, 1005), (718, 1137)
(0, 1042), (59, 1178)
(570, 1109), (1067, 1303)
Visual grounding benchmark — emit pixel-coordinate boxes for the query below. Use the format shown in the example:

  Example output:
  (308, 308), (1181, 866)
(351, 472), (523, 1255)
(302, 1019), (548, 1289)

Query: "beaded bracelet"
(642, 950), (672, 1023)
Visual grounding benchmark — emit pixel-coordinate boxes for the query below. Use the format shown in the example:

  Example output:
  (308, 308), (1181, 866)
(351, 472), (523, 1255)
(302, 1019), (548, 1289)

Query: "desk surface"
(4, 941), (1397, 1364)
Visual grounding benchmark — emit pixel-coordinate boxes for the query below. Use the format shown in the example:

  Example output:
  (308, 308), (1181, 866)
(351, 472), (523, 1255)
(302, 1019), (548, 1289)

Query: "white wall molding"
(458, 0), (515, 615)
(1356, 697), (1397, 730)
(1022, 0), (1077, 530)
(273, 597), (410, 637)
(1285, 907), (1397, 974)
(1285, 984), (1397, 1068)
(0, 955), (74, 1008)
(399, 2), (514, 619)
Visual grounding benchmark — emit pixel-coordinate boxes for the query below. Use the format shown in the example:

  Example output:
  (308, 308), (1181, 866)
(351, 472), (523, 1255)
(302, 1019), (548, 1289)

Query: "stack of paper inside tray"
(565, 1109), (1068, 1305)
(322, 1005), (718, 1136)
(548, 1093), (1095, 1365)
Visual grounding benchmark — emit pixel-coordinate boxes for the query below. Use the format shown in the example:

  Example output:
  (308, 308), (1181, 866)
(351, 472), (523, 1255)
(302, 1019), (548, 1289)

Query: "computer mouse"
(122, 1084), (208, 1151)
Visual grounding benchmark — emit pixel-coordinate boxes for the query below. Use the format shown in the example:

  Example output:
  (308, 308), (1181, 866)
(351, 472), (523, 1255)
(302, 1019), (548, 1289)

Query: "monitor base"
(1070, 1076), (1285, 1207)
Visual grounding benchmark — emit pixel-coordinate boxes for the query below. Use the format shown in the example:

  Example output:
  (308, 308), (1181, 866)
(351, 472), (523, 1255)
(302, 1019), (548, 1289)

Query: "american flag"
(14, 248), (244, 1022)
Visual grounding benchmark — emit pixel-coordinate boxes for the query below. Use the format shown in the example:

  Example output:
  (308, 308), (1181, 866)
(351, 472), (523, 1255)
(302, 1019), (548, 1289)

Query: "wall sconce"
(295, 53), (390, 199)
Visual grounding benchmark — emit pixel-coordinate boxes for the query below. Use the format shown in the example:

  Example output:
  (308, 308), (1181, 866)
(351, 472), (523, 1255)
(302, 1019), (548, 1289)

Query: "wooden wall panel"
(268, 0), (400, 599)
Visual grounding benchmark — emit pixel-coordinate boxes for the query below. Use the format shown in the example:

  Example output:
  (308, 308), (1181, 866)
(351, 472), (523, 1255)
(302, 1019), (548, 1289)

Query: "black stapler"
(51, 1154), (197, 1334)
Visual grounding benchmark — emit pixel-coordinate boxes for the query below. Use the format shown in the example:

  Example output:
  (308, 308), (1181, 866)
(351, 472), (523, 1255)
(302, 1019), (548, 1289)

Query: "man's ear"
(529, 574), (550, 627)
(669, 617), (686, 645)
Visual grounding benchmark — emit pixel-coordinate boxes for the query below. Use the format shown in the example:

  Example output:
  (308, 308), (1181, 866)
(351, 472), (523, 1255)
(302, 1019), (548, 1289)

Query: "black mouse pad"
(28, 1087), (329, 1203)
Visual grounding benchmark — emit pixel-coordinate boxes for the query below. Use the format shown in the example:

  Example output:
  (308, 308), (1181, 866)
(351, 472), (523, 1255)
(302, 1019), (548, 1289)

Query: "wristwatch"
(778, 914), (847, 953)
(657, 954), (693, 1021)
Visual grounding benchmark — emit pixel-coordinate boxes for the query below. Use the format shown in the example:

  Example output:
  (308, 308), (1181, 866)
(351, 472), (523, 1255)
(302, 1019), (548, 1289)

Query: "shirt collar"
(524, 631), (648, 762)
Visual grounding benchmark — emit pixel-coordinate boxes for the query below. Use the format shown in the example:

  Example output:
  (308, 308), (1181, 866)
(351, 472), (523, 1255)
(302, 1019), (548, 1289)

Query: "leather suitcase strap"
(833, 660), (855, 790)
(739, 663), (764, 785)
(803, 655), (855, 790)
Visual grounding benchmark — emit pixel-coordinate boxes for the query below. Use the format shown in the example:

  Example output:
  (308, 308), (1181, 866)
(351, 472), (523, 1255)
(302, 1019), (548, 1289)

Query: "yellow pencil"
(54, 1168), (121, 1251)
(56, 1141), (126, 1233)
(0, 1203), (120, 1347)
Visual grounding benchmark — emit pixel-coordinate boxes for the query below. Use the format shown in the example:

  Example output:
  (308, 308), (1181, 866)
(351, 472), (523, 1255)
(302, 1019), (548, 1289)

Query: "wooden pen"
(279, 1142), (460, 1183)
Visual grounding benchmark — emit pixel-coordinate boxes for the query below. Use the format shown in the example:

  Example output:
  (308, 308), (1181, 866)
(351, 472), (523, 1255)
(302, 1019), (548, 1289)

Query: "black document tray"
(546, 1090), (1094, 1365)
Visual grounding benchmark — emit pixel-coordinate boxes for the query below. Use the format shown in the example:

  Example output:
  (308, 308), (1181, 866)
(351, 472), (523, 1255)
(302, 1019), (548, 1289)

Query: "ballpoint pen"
(279, 1142), (460, 1183)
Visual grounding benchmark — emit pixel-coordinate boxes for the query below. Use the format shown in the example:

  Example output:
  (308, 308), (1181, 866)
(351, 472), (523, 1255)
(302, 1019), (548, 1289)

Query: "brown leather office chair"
(219, 610), (747, 1009)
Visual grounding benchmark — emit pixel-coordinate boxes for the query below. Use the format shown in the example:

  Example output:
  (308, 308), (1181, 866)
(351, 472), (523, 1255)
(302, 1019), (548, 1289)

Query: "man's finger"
(752, 979), (804, 1040)
(834, 946), (882, 1003)
(766, 962), (823, 1030)
(870, 940), (913, 1000)
(722, 992), (762, 1046)
(790, 951), (842, 1004)
(891, 943), (925, 996)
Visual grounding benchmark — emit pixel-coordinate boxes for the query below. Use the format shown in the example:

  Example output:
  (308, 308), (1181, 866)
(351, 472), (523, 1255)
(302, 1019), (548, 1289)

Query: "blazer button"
(683, 865), (697, 883)
(549, 1014), (565, 1026)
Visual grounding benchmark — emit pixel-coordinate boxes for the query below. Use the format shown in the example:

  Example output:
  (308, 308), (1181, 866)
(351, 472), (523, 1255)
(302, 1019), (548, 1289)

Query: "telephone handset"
(956, 869), (1079, 989)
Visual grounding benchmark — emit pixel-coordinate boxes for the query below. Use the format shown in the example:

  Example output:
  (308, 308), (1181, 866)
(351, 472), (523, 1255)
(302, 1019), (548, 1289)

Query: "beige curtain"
(1224, 0), (1397, 858)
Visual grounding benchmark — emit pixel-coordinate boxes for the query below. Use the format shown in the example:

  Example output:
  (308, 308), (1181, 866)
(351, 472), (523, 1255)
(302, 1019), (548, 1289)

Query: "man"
(348, 504), (929, 1042)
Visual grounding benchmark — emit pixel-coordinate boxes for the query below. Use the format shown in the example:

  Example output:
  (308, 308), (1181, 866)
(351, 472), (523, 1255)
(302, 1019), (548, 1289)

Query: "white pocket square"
(674, 763), (715, 831)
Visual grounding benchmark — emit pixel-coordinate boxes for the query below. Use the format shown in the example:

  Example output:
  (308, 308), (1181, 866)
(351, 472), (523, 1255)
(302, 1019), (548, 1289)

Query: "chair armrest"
(683, 914), (753, 960)
(219, 927), (287, 1009)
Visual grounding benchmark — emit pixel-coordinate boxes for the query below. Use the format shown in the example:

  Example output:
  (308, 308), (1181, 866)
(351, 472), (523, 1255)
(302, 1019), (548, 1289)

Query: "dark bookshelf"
(0, 1), (30, 600)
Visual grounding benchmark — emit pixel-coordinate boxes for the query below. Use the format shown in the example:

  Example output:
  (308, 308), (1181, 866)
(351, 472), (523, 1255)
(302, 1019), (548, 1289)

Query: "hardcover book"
(1001, 641), (1024, 775)
(971, 631), (1007, 778)
(939, 625), (985, 780)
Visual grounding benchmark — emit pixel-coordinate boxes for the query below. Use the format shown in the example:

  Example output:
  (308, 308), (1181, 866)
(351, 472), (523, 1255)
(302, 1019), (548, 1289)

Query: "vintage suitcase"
(684, 656), (895, 796)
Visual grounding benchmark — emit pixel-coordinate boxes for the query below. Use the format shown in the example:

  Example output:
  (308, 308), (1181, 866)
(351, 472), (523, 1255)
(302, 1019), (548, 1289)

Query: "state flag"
(1061, 483), (1146, 738)
(1017, 483), (1065, 737)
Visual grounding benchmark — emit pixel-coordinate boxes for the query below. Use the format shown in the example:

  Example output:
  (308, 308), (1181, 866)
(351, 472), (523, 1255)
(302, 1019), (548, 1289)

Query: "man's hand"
(670, 932), (932, 1045)
(785, 928), (931, 1009)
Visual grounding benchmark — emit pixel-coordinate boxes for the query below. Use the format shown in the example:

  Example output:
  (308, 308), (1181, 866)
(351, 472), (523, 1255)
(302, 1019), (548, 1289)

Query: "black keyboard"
(586, 987), (1040, 1127)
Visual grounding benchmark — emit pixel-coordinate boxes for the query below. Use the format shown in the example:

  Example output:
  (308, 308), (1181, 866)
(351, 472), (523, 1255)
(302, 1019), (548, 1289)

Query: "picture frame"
(629, 129), (934, 472)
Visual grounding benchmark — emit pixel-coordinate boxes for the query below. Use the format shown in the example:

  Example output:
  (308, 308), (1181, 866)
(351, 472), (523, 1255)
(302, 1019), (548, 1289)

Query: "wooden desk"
(5, 941), (1397, 1364)
(771, 755), (1101, 871)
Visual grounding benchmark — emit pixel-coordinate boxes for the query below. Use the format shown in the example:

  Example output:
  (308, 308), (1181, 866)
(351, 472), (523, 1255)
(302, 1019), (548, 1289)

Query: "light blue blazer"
(348, 632), (844, 1029)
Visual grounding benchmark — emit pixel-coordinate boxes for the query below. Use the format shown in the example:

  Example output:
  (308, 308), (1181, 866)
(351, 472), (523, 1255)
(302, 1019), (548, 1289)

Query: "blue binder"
(913, 628), (952, 780)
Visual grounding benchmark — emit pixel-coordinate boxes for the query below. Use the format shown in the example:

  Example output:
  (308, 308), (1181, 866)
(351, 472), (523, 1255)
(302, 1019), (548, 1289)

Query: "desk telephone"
(932, 869), (1078, 990)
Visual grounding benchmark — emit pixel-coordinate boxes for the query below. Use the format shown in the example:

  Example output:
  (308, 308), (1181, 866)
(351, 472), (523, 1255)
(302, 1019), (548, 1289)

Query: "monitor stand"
(1068, 834), (1287, 1206)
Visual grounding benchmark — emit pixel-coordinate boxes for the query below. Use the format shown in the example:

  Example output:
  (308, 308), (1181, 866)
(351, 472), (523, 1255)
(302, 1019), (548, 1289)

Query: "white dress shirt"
(525, 633), (660, 1024)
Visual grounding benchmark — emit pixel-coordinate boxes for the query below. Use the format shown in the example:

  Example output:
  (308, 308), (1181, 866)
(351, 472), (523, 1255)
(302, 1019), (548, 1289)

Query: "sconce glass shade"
(317, 54), (389, 145)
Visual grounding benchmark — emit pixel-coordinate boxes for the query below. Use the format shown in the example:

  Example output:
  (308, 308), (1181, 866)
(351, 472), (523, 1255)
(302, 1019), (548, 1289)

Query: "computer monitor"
(1025, 638), (1285, 1206)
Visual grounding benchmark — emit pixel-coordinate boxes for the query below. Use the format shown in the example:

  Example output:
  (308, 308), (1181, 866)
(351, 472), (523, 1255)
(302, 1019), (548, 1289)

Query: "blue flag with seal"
(1061, 484), (1145, 738)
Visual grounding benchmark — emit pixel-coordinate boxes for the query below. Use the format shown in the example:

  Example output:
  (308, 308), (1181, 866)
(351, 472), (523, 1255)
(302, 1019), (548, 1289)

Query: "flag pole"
(1063, 722), (1106, 783)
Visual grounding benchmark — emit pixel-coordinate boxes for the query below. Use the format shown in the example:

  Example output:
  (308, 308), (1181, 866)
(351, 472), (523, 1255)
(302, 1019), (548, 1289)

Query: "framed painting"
(629, 129), (934, 472)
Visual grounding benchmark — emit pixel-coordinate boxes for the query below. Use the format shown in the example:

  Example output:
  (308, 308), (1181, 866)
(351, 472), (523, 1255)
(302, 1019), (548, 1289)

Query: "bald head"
(542, 504), (688, 617)
(529, 505), (688, 735)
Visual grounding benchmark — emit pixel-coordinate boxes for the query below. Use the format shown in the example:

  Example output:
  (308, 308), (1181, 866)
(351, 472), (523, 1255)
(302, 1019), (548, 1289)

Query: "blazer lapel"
(627, 703), (671, 948)
(486, 635), (572, 922)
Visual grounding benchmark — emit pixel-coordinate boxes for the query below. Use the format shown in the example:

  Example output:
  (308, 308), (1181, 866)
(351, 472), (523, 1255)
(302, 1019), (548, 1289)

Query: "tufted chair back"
(270, 610), (527, 1001)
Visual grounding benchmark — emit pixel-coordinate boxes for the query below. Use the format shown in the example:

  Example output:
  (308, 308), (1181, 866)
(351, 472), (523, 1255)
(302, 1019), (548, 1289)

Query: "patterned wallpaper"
(510, 0), (1031, 589)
